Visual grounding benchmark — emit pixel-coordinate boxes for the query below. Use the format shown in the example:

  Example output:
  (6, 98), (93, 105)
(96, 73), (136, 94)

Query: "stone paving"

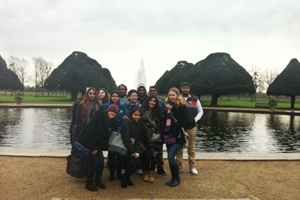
(1, 147), (299, 161)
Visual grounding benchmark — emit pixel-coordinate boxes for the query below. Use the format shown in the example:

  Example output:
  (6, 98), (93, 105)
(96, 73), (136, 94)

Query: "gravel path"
(1, 156), (299, 199)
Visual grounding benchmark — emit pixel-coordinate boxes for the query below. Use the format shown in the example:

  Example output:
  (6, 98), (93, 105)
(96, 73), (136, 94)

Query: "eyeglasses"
(88, 93), (96, 95)
(111, 95), (119, 98)
(119, 89), (126, 91)
(150, 90), (156, 92)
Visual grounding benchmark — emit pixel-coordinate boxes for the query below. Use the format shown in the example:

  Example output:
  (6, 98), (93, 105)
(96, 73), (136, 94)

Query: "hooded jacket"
(137, 83), (148, 105)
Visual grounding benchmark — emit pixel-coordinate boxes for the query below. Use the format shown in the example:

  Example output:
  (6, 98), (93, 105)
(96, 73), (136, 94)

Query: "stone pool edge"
(1, 147), (299, 161)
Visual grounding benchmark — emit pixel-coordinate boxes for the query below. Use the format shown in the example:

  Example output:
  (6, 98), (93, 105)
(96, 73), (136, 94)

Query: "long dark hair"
(141, 95), (162, 119)
(98, 88), (109, 105)
(80, 87), (97, 125)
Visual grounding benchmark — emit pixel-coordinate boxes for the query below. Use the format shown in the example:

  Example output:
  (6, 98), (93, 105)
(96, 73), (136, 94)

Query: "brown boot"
(143, 171), (149, 182)
(149, 170), (154, 183)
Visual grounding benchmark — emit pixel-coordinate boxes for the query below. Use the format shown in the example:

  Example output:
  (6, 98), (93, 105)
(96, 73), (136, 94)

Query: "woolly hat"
(181, 82), (190, 87)
(106, 103), (119, 114)
(110, 90), (119, 97)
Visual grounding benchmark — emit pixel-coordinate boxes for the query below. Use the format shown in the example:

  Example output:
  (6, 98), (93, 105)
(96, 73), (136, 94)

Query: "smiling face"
(98, 90), (105, 99)
(118, 86), (126, 97)
(149, 87), (157, 96)
(131, 110), (141, 122)
(148, 98), (156, 108)
(181, 86), (190, 97)
(107, 111), (117, 119)
(88, 89), (96, 101)
(138, 87), (146, 97)
(111, 93), (119, 103)
(129, 92), (138, 103)
(168, 91), (177, 103)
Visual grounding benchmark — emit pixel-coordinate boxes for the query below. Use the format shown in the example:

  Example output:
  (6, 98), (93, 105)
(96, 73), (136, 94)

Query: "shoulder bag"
(108, 122), (135, 155)
(71, 126), (90, 161)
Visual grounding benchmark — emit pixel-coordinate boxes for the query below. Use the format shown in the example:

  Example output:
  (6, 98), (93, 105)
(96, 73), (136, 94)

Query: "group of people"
(69, 82), (203, 191)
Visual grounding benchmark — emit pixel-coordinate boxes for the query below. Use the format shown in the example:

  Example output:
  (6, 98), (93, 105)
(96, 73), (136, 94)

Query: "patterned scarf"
(165, 101), (177, 132)
(125, 99), (140, 110)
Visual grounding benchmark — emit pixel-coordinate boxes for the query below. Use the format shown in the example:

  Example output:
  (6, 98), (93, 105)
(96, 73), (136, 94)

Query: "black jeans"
(124, 155), (141, 178)
(140, 147), (157, 171)
(156, 143), (164, 170)
(87, 151), (104, 181)
(108, 152), (125, 175)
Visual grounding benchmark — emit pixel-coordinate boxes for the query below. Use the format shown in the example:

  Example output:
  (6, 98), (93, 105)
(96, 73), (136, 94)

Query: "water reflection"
(0, 108), (299, 152)
(197, 111), (300, 152)
(0, 108), (72, 150)
(266, 114), (300, 152)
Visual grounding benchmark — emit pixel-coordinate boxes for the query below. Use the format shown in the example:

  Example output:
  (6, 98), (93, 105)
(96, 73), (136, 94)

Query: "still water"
(0, 108), (299, 152)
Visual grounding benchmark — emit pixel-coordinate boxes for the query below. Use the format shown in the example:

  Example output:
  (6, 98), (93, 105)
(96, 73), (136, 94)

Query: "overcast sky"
(1, 0), (299, 90)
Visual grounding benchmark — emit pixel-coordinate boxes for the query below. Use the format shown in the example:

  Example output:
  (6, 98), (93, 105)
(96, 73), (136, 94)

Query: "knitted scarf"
(125, 99), (140, 110)
(165, 101), (177, 132)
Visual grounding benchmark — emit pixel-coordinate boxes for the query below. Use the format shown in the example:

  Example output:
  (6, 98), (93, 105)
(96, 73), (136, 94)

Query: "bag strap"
(116, 121), (126, 136)
(77, 124), (87, 139)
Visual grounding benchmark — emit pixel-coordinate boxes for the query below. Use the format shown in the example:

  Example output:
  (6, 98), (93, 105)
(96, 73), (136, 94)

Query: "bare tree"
(6, 56), (29, 94)
(32, 57), (54, 96)
(263, 68), (279, 100)
(264, 68), (279, 87)
(248, 65), (264, 101)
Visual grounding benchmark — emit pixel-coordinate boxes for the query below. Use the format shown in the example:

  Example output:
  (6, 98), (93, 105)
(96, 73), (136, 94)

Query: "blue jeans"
(166, 143), (182, 167)
(87, 151), (104, 181)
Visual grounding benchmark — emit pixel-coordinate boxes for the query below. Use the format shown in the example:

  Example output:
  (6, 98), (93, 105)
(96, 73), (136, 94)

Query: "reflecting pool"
(0, 108), (299, 152)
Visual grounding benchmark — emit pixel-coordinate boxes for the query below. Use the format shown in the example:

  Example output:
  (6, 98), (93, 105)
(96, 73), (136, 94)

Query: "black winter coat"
(164, 105), (187, 144)
(78, 109), (114, 152)
(121, 116), (141, 155)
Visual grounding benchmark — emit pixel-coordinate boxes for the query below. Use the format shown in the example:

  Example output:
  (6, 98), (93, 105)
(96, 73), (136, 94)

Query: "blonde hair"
(165, 87), (187, 107)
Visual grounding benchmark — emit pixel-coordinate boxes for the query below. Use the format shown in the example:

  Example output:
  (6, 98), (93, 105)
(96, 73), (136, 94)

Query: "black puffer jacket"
(120, 116), (141, 155)
(78, 109), (114, 152)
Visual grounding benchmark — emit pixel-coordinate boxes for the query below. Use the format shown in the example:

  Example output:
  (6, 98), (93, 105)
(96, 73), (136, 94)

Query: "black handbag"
(66, 154), (89, 178)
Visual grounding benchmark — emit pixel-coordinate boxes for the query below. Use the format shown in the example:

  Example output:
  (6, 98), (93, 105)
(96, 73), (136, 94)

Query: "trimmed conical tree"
(0, 55), (23, 91)
(183, 53), (255, 106)
(267, 58), (300, 109)
(155, 53), (255, 106)
(44, 51), (117, 101)
(155, 61), (194, 94)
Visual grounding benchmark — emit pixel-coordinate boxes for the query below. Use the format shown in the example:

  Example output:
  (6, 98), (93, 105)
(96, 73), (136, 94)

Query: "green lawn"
(1, 94), (300, 109)
(0, 94), (74, 104)
(200, 98), (300, 109)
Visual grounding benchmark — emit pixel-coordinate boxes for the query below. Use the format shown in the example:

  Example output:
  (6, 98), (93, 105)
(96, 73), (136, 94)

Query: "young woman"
(124, 89), (141, 111)
(101, 90), (129, 181)
(125, 89), (143, 176)
(97, 88), (109, 105)
(74, 87), (100, 141)
(69, 96), (84, 144)
(140, 95), (164, 183)
(164, 87), (187, 187)
(120, 107), (142, 188)
(78, 104), (119, 191)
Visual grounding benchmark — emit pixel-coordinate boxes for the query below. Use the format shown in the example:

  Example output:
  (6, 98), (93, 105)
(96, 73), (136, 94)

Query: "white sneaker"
(191, 168), (198, 175)
(137, 169), (143, 176)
